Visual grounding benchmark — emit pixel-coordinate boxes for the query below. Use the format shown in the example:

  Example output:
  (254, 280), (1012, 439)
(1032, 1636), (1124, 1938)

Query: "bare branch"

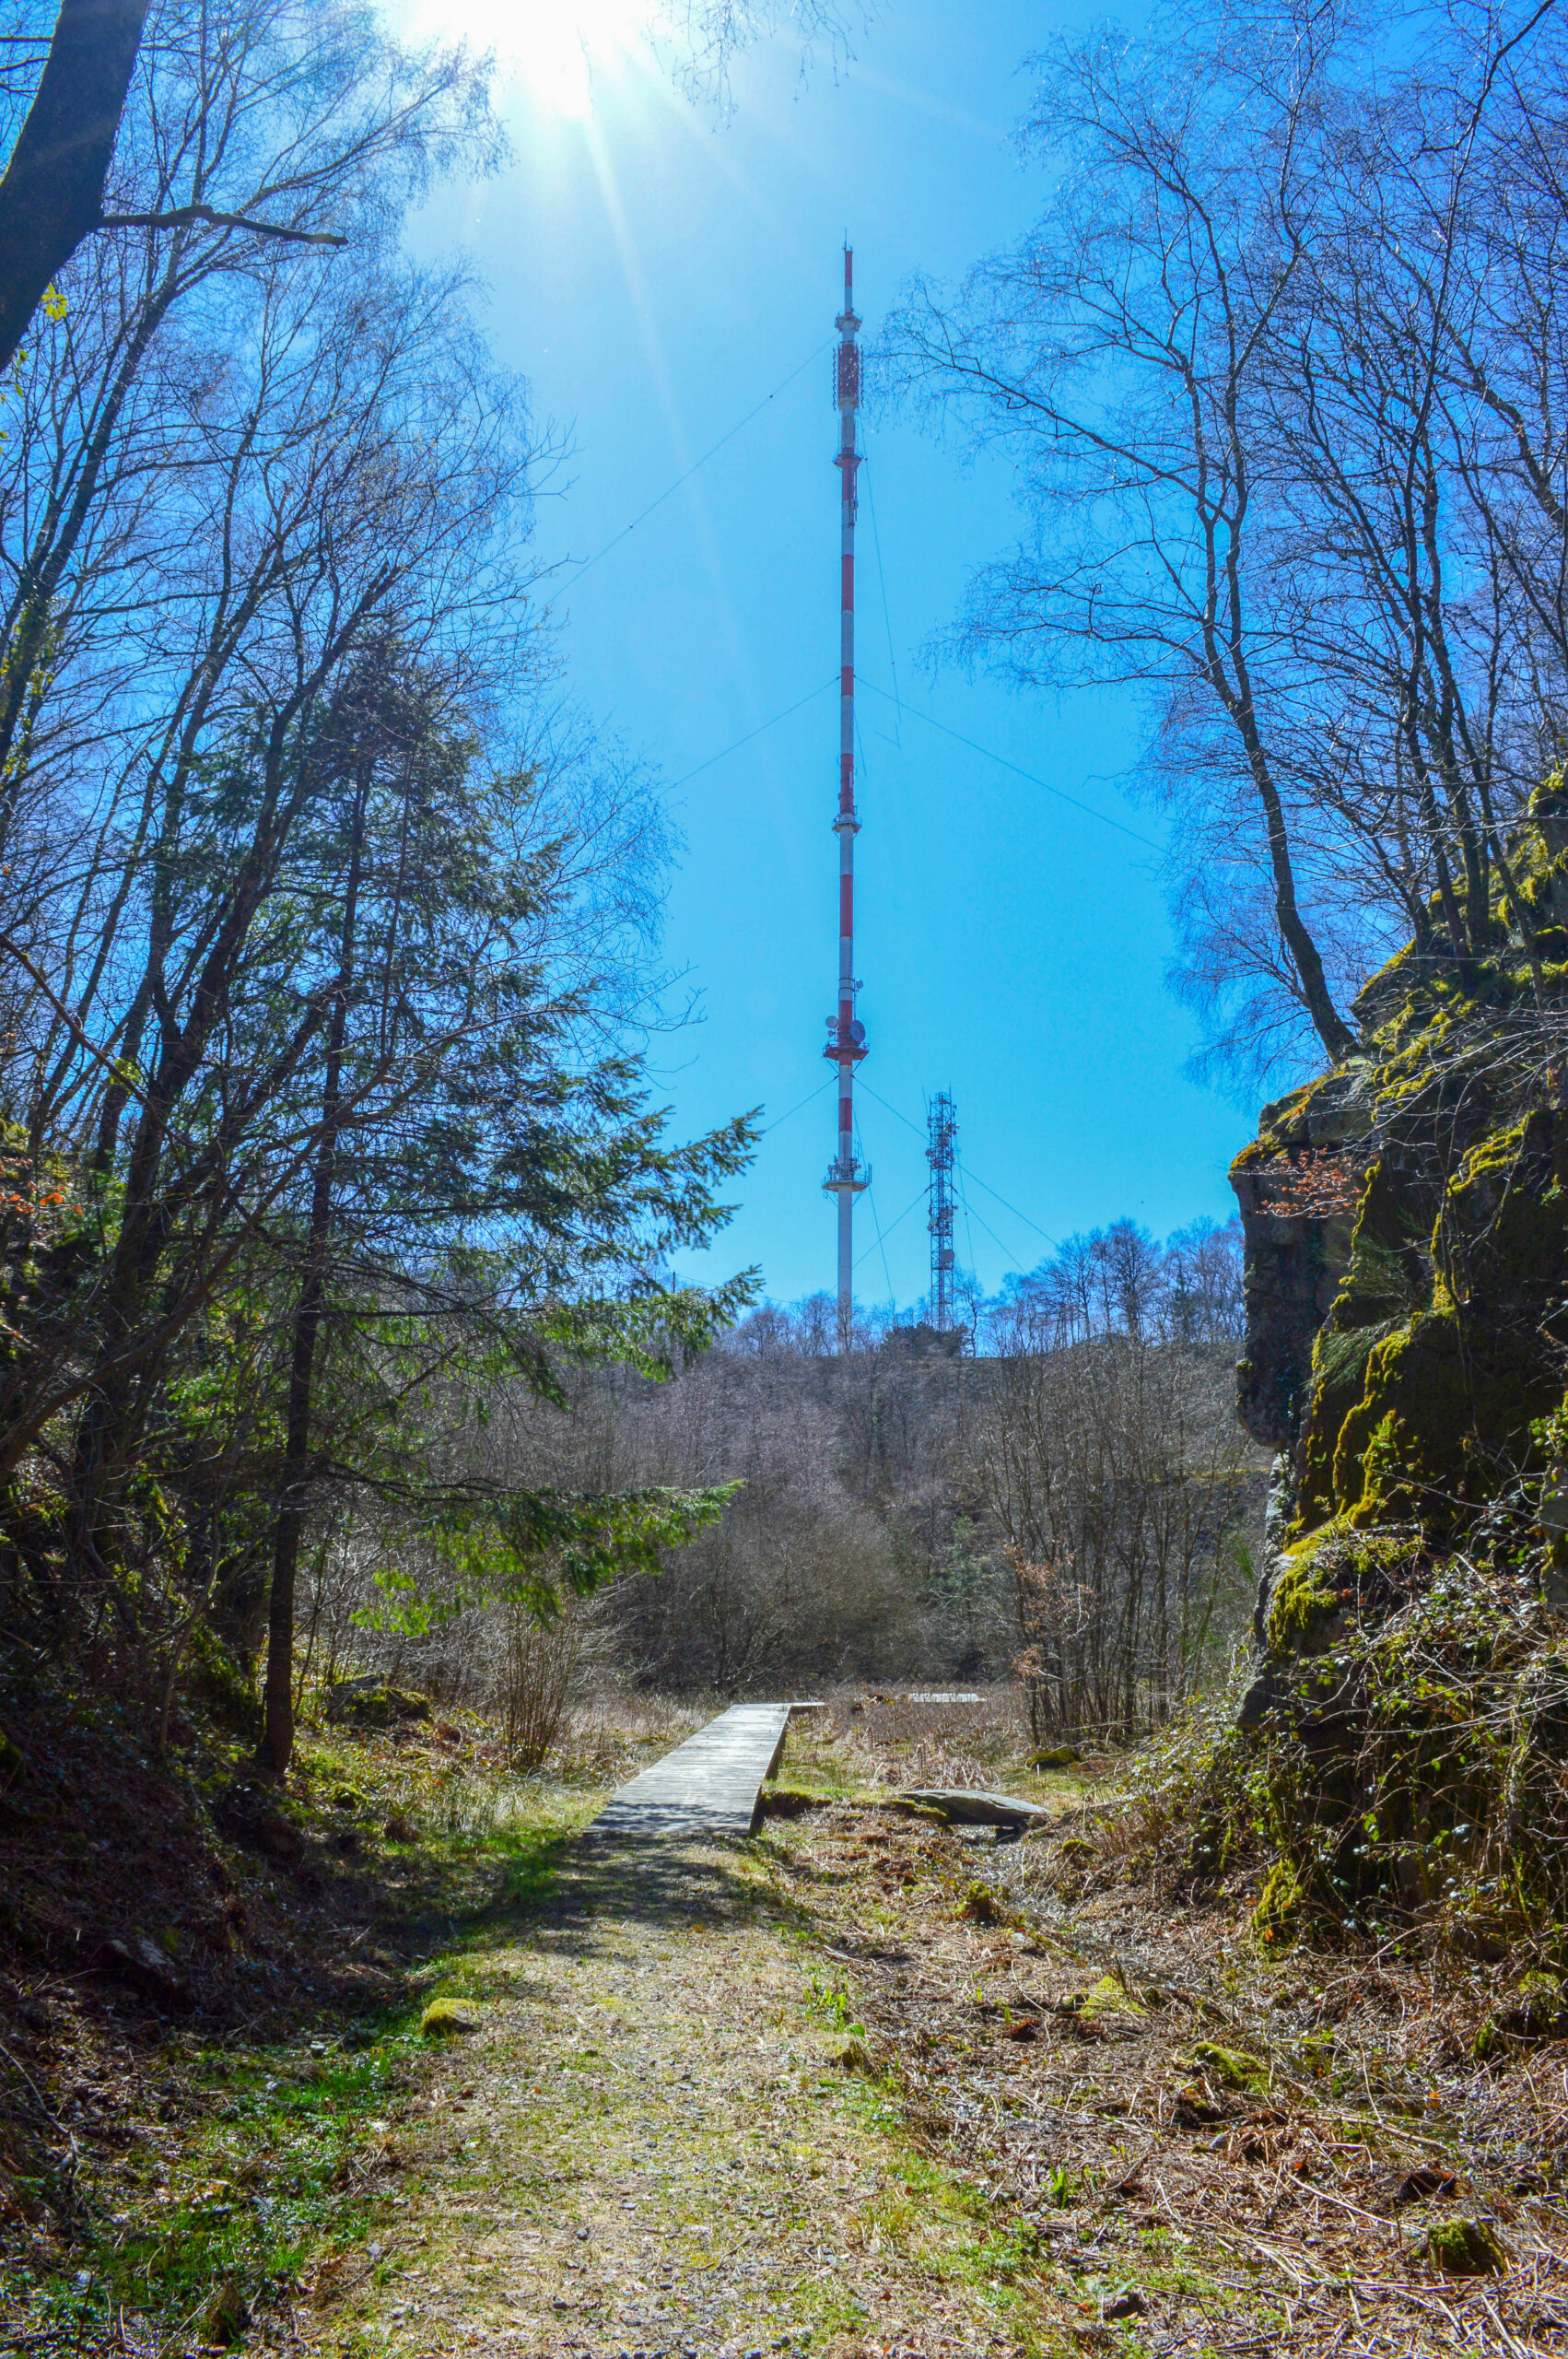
(96, 200), (346, 247)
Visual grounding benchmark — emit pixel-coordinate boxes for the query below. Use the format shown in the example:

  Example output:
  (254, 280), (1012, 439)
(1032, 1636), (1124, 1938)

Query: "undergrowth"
(1050, 1501), (1568, 2005)
(0, 1714), (591, 2356)
(19, 2025), (422, 2351)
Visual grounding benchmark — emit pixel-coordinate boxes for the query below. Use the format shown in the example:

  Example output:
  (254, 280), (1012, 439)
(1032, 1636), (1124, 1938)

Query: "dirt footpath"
(311, 1825), (1023, 2359)
(309, 1786), (1568, 2359)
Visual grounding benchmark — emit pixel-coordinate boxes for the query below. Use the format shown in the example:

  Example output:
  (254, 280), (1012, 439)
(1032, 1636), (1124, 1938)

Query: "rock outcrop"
(1214, 813), (1568, 1946)
(1231, 810), (1568, 1681)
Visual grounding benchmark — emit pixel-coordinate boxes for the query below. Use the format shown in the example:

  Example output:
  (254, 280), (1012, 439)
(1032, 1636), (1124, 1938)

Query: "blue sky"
(405, 1), (1257, 1310)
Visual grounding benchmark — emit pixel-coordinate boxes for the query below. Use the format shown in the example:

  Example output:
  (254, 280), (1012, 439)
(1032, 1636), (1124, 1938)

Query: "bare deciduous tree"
(0, 0), (870, 382)
(880, 6), (1357, 1068)
(0, 0), (755, 1764)
(972, 1221), (1259, 1740)
(882, 0), (1568, 1090)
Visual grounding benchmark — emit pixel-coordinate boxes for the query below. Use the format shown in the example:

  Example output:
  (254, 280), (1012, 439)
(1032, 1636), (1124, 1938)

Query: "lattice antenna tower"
(821, 245), (868, 1351)
(927, 1091), (958, 1331)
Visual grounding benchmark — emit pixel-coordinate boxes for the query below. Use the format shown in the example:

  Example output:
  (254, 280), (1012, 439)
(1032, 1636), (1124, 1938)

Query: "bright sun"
(460, 0), (653, 119)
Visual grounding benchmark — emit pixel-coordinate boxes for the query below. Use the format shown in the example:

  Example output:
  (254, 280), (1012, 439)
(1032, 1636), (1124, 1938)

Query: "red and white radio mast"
(823, 245), (868, 1353)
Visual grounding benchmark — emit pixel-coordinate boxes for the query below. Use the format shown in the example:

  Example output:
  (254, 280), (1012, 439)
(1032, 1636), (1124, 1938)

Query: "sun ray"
(410, 0), (655, 119)
(572, 108), (754, 698)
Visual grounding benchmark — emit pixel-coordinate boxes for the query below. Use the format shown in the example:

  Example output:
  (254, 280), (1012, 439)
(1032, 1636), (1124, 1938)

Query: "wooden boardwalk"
(584, 1703), (796, 1840)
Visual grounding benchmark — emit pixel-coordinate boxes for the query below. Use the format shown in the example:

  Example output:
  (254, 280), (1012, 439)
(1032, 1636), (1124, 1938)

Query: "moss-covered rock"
(1187, 2040), (1270, 2096)
(419, 1997), (477, 2038)
(1260, 1524), (1423, 1661)
(327, 1678), (430, 1729)
(1427, 2218), (1510, 2276)
(1078, 1973), (1146, 2025)
(1235, 818), (1568, 1565)
(1264, 1535), (1345, 1654)
(1229, 820), (1568, 1952)
(960, 1878), (1009, 1925)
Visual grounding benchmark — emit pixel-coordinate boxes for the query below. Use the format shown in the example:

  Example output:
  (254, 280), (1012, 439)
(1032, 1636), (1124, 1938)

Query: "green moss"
(1299, 1323), (1394, 1528)
(417, 1997), (477, 2038)
(1265, 1537), (1342, 1654)
(182, 1621), (261, 1740)
(1187, 2041), (1270, 2097)
(1330, 1314), (1486, 1529)
(1427, 2219), (1510, 2277)
(959, 1879), (1008, 1925)
(327, 1683), (430, 1730)
(1078, 1973), (1145, 2025)
(1251, 1859), (1305, 1947)
(1232, 832), (1568, 1941)
(1352, 1407), (1415, 1526)
(1248, 1078), (1319, 1160)
(1324, 1161), (1568, 1521)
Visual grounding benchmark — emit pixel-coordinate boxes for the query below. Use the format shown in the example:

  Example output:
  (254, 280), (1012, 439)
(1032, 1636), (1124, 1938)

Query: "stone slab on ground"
(898, 1786), (1050, 1827)
(584, 1703), (794, 1839)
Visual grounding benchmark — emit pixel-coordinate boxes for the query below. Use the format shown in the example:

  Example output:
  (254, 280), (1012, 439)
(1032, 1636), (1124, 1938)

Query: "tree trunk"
(260, 782), (366, 1776)
(1247, 743), (1357, 1063)
(0, 0), (150, 379)
(1205, 549), (1357, 1065)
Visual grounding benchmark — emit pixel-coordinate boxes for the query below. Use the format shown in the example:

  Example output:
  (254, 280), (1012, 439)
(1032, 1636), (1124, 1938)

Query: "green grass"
(4, 2025), (422, 2347)
(788, 1980), (1075, 2357)
(2, 1747), (585, 2353)
(803, 1966), (865, 2035)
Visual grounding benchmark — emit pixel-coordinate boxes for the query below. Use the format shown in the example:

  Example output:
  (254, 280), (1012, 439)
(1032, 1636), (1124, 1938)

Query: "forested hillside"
(319, 1215), (1259, 1713)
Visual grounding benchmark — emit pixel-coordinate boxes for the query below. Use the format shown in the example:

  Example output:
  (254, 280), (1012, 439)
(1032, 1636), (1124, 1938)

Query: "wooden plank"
(584, 1703), (797, 1840)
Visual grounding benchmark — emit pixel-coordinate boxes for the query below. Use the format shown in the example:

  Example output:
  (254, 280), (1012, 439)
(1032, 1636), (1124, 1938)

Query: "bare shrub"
(501, 1598), (599, 1770)
(970, 1225), (1263, 1742)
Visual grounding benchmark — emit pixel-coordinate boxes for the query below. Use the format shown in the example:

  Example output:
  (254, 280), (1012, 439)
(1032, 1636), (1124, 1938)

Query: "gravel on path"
(313, 1821), (1022, 2359)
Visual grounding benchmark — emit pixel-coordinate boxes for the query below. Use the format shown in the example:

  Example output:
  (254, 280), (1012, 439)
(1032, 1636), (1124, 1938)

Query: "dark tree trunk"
(0, 0), (150, 378)
(260, 783), (366, 1776)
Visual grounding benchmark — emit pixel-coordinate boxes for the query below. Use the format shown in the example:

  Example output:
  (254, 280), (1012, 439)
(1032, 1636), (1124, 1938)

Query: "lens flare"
(457, 0), (651, 118)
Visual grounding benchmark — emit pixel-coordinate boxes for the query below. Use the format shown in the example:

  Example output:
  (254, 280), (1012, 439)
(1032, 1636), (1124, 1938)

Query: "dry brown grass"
(772, 1762), (1568, 2356)
(793, 1685), (1059, 1799)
